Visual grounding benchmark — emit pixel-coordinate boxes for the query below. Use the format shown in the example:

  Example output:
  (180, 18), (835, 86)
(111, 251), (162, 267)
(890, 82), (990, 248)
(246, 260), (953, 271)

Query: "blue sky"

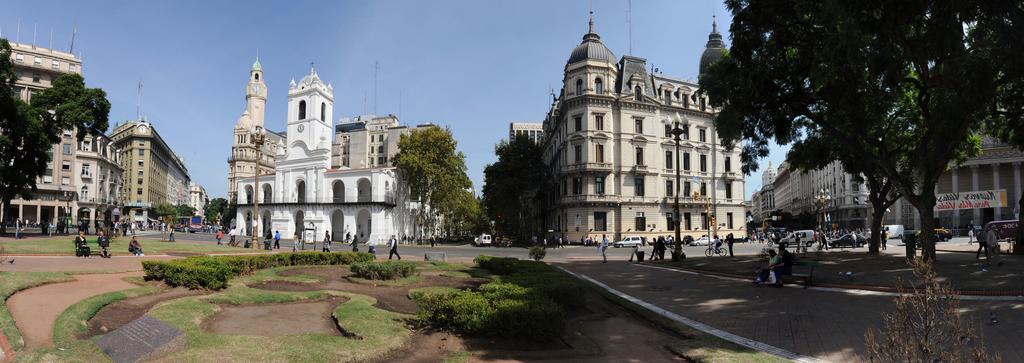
(3, 0), (786, 199)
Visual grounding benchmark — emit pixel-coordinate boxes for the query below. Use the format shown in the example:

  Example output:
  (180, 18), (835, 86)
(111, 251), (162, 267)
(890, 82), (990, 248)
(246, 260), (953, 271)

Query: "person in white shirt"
(388, 235), (401, 260)
(600, 235), (609, 263)
(986, 226), (1002, 267)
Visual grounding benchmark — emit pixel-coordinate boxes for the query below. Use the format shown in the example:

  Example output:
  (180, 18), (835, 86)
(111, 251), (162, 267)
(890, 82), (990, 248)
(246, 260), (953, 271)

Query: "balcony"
(631, 164), (650, 174)
(81, 171), (93, 179)
(560, 194), (620, 205)
(562, 162), (614, 174)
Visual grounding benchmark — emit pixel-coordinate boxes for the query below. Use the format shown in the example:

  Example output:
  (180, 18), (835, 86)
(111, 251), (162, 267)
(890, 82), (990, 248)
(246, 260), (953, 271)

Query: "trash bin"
(635, 251), (645, 263)
(903, 231), (917, 260)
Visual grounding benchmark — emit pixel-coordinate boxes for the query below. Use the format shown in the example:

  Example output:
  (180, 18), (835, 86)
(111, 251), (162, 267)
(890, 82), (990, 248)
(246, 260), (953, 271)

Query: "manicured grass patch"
(0, 272), (72, 351)
(350, 261), (417, 280)
(0, 237), (257, 256)
(414, 256), (583, 340)
(408, 286), (459, 301)
(245, 266), (325, 285)
(143, 252), (373, 289)
(347, 274), (424, 287)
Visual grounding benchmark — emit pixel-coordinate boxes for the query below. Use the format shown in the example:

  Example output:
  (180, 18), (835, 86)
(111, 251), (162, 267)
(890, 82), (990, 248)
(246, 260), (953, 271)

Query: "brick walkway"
(558, 260), (1024, 362)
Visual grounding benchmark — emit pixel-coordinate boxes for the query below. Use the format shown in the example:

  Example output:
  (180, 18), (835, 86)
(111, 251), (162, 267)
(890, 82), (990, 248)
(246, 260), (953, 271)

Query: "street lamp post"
(671, 115), (688, 261)
(250, 126), (266, 249)
(814, 188), (832, 242)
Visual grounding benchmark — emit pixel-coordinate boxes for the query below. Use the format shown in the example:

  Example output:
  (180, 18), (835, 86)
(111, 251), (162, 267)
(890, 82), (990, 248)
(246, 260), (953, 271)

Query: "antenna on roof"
(69, 23), (77, 53)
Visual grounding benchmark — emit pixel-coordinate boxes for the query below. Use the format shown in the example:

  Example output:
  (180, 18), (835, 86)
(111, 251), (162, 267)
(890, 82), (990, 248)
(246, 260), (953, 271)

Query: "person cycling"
(713, 235), (723, 254)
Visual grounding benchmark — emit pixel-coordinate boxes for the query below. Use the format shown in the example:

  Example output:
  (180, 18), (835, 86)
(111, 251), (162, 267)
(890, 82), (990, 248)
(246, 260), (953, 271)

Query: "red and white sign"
(934, 189), (1007, 211)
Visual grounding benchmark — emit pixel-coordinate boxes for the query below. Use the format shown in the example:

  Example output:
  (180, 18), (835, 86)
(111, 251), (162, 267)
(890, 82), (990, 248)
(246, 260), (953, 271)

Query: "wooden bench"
(785, 260), (817, 288)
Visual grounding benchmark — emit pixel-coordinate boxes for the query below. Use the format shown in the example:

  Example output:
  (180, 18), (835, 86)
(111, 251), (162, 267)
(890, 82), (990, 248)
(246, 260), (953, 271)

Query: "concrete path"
(558, 260), (1024, 362)
(6, 271), (142, 349)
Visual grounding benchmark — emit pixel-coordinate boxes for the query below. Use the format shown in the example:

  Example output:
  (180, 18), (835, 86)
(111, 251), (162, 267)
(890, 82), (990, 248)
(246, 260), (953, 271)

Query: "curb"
(637, 263), (1024, 301)
(555, 266), (823, 363)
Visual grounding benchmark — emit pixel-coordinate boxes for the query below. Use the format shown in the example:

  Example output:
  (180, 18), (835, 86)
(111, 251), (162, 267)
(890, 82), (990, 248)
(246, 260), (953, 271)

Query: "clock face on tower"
(297, 124), (305, 132)
(251, 84), (260, 94)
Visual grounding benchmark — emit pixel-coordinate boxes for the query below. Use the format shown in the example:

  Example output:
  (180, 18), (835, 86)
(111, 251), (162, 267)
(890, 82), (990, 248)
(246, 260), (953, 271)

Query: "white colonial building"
(234, 66), (424, 244)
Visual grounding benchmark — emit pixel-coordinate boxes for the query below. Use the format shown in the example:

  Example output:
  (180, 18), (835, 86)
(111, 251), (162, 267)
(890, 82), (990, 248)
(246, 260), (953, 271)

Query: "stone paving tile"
(559, 260), (1023, 362)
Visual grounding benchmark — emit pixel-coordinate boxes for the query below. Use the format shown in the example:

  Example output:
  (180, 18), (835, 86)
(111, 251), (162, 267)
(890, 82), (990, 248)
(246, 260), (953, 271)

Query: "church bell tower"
(247, 58), (267, 126)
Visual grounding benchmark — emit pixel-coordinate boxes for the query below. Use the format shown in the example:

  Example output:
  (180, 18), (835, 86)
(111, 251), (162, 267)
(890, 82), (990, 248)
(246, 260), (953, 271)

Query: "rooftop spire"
(712, 14), (717, 33)
(310, 61), (316, 75)
(588, 10), (594, 33)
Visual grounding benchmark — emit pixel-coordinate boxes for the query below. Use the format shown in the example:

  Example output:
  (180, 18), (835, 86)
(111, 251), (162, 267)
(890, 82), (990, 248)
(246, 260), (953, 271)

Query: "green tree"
(482, 135), (548, 242)
(154, 202), (177, 241)
(176, 204), (196, 219)
(700, 0), (1015, 260)
(204, 197), (228, 226)
(392, 126), (472, 241)
(0, 39), (110, 215)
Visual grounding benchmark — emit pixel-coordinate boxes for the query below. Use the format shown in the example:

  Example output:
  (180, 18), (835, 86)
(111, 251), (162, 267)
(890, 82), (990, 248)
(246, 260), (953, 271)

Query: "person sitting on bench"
(772, 244), (795, 286)
(129, 237), (144, 256)
(74, 231), (91, 257)
(754, 249), (781, 284)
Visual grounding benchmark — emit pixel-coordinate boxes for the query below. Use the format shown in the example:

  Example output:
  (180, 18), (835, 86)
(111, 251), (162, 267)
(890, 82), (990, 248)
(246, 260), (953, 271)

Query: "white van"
(780, 230), (815, 247)
(475, 234), (492, 246)
(883, 225), (905, 239)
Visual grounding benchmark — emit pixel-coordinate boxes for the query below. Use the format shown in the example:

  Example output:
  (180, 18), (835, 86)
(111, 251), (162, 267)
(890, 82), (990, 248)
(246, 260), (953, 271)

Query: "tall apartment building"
(189, 181), (208, 217)
(509, 122), (544, 143)
(227, 59), (286, 203)
(109, 119), (191, 222)
(331, 114), (434, 169)
(770, 159), (870, 229)
(1, 41), (123, 230)
(539, 18), (745, 242)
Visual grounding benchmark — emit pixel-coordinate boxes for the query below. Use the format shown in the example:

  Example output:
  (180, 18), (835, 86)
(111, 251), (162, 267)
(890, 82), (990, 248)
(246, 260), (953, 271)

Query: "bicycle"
(705, 244), (726, 257)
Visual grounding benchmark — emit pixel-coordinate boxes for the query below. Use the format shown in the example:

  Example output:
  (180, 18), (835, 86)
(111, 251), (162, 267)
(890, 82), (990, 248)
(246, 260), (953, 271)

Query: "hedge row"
(143, 251), (373, 289)
(350, 261), (417, 280)
(413, 256), (584, 340)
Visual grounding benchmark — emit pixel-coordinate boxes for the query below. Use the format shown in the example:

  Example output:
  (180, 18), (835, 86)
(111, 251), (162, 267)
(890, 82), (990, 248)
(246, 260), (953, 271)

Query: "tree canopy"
(0, 39), (111, 208)
(482, 135), (548, 242)
(204, 197), (229, 224)
(700, 0), (1021, 259)
(392, 126), (473, 238)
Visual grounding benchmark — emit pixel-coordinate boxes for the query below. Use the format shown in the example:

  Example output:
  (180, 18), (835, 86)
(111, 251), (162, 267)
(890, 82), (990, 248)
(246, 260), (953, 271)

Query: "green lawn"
(0, 236), (269, 256)
(0, 271), (73, 351)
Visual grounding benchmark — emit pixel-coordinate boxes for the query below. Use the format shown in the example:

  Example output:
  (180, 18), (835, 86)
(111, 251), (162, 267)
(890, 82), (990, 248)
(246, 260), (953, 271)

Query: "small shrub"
(416, 290), (494, 333)
(350, 261), (417, 280)
(528, 246), (546, 261)
(143, 251), (373, 289)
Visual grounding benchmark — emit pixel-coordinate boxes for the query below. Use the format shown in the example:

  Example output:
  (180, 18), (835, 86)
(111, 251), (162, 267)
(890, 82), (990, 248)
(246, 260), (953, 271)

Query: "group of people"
(972, 224), (1004, 267)
(72, 230), (144, 257)
(753, 244), (794, 286)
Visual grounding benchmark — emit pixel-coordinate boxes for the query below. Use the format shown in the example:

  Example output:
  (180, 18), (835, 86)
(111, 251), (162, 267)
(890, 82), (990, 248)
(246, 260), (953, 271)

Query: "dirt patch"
(374, 290), (688, 363)
(85, 287), (203, 338)
(202, 297), (351, 337)
(253, 266), (486, 314)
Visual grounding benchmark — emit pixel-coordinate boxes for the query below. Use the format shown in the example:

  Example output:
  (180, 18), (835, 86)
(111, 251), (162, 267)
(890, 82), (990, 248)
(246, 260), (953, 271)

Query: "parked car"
(613, 236), (645, 248)
(779, 230), (815, 247)
(474, 234), (492, 246)
(829, 233), (867, 248)
(689, 236), (711, 246)
(915, 228), (952, 242)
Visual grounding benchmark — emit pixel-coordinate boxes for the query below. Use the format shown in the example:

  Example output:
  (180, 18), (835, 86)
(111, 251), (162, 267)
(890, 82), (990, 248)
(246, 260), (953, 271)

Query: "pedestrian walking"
(323, 231), (332, 252)
(726, 233), (735, 257)
(368, 237), (377, 258)
(168, 226), (176, 242)
(274, 230), (281, 249)
(976, 226), (990, 260)
(986, 226), (1003, 267)
(216, 230), (224, 245)
(349, 233), (358, 252)
(388, 235), (401, 260)
(229, 227), (238, 246)
(968, 227), (975, 245)
(600, 234), (609, 263)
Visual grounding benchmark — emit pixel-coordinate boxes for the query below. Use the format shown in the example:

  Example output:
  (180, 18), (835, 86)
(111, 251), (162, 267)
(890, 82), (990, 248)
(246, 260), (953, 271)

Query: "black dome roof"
(699, 20), (727, 77)
(567, 19), (617, 65)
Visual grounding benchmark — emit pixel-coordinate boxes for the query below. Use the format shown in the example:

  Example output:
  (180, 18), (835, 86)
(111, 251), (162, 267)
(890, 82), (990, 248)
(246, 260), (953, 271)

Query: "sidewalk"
(557, 260), (1024, 362)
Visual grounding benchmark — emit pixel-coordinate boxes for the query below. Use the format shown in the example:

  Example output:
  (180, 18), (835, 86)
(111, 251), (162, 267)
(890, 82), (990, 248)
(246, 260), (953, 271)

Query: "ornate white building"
(234, 66), (423, 244)
(227, 59), (285, 203)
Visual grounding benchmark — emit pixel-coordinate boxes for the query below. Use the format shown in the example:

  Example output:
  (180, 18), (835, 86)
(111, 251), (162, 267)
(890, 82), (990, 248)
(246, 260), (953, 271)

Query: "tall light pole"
(814, 188), (831, 232)
(250, 126), (266, 249)
(671, 114), (688, 261)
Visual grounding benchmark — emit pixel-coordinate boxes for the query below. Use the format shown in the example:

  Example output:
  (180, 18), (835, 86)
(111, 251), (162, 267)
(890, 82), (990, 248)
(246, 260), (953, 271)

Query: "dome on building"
(298, 66), (324, 88)
(699, 18), (727, 78)
(567, 18), (617, 65)
(235, 111), (254, 130)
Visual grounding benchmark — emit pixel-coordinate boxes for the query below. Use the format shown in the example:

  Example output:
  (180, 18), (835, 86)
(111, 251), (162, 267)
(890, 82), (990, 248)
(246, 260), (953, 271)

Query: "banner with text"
(934, 189), (1007, 211)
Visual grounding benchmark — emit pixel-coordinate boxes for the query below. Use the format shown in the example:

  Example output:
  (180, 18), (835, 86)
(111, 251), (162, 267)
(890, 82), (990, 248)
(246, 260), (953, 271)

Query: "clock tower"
(246, 58), (267, 127)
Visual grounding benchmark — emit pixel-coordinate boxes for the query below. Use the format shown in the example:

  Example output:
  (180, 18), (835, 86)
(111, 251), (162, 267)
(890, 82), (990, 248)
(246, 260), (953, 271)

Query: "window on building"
(666, 180), (674, 197)
(635, 86), (642, 100)
(34, 57), (42, 65)
(377, 145), (384, 153)
(575, 79), (584, 96)
(62, 177), (70, 185)
(574, 145), (582, 163)
(725, 182), (733, 199)
(595, 115), (604, 130)
(700, 154), (707, 172)
(62, 160), (71, 170)
(700, 96), (707, 110)
(701, 182), (707, 196)
(699, 128), (707, 142)
(81, 163), (90, 176)
(701, 212), (709, 229)
(69, 64), (77, 72)
(635, 177), (645, 196)
(684, 212), (692, 230)
(574, 116), (582, 132)
(595, 176), (605, 195)
(137, 188), (143, 195)
(298, 100), (307, 120)
(725, 156), (732, 172)
(727, 212), (734, 229)
(667, 212), (676, 231)
(594, 212), (607, 231)
(572, 177), (582, 195)
(321, 102), (326, 121)
(683, 152), (691, 170)
(595, 144), (604, 163)
(664, 124), (671, 137)
(63, 144), (71, 155)
(137, 179), (143, 185)
(664, 89), (672, 105)
(665, 151), (673, 169)
(595, 78), (603, 94)
(33, 73), (41, 83)
(43, 175), (53, 184)
(635, 212), (646, 231)
(684, 181), (692, 196)
(138, 149), (144, 156)
(14, 53), (23, 62)
(634, 118), (643, 134)
(635, 147), (644, 165)
(51, 60), (60, 69)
